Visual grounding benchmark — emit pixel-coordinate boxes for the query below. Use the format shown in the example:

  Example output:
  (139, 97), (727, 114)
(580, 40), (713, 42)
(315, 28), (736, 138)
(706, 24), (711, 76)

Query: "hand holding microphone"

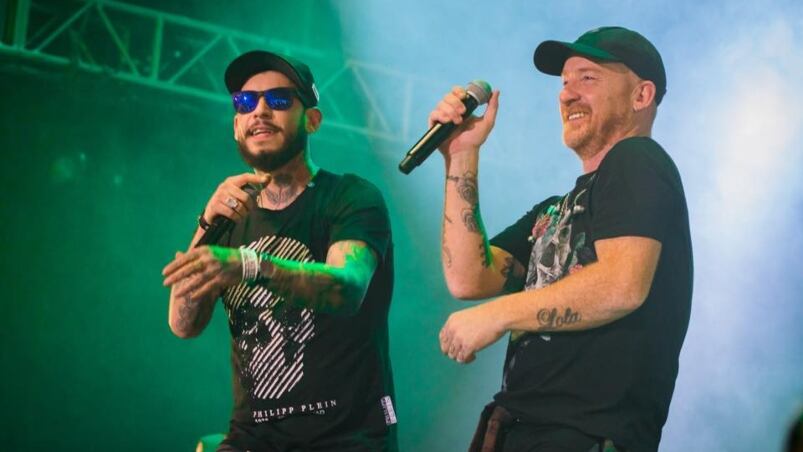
(195, 173), (268, 247)
(399, 80), (497, 174)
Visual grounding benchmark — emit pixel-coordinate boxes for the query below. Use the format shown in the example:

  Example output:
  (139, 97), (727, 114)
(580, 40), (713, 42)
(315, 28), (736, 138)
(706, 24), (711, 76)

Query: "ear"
(633, 80), (656, 111)
(304, 108), (323, 134)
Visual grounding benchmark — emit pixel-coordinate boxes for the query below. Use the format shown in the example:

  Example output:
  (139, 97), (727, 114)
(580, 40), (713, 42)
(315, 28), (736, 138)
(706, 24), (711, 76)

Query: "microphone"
(194, 184), (260, 247)
(398, 80), (492, 174)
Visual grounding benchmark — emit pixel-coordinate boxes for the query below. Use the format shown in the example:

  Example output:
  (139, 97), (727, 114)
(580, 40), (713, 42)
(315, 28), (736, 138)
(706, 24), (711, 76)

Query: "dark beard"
(236, 128), (308, 172)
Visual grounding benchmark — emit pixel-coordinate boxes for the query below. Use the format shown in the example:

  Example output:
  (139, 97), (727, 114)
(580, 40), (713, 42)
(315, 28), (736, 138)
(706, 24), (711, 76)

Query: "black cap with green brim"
(533, 26), (667, 105)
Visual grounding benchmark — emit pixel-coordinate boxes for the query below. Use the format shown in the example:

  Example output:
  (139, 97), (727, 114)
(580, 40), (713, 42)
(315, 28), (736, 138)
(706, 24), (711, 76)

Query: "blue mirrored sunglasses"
(232, 87), (299, 113)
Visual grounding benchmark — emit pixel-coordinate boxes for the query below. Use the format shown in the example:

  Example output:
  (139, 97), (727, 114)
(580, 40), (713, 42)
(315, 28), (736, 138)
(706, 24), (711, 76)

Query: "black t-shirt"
(490, 137), (693, 452)
(218, 170), (397, 450)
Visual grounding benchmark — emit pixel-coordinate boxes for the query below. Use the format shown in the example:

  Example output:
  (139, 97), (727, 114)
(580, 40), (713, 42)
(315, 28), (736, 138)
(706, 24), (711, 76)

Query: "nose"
(251, 95), (274, 117)
(559, 81), (580, 105)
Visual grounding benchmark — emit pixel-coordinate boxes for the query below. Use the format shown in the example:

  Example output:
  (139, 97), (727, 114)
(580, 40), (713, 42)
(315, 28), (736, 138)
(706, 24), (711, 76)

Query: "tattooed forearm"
(447, 172), (479, 204)
(445, 172), (495, 272)
(536, 307), (582, 330)
(261, 242), (375, 315)
(455, 172), (478, 205)
(479, 242), (491, 268)
(448, 172), (483, 234)
(176, 296), (197, 331)
(173, 289), (213, 336)
(461, 207), (481, 233)
(270, 269), (346, 312)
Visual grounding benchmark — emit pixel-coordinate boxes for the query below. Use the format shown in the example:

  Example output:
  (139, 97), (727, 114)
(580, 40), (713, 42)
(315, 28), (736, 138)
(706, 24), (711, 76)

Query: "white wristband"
(240, 247), (259, 283)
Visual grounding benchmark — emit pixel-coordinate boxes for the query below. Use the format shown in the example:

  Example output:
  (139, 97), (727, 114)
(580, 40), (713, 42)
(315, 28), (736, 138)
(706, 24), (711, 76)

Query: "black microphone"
(194, 184), (260, 247)
(398, 80), (492, 174)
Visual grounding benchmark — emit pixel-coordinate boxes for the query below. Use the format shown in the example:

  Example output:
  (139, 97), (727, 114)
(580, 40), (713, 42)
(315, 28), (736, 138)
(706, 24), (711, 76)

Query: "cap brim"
(533, 40), (620, 75)
(224, 51), (305, 94)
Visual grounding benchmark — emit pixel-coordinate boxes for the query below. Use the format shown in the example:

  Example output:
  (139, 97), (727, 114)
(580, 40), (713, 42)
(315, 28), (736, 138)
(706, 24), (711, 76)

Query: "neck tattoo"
(264, 172), (298, 206)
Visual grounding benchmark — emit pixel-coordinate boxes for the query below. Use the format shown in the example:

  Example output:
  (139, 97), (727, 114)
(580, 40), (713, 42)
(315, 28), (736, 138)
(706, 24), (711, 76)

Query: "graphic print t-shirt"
(218, 170), (395, 443)
(489, 137), (693, 452)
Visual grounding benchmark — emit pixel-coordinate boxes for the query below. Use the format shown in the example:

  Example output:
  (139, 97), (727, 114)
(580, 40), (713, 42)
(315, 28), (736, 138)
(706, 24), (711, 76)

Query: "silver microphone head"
(466, 80), (492, 104)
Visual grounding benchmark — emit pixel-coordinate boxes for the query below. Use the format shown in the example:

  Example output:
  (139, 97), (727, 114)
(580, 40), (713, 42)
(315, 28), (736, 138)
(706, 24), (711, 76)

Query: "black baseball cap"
(533, 26), (666, 105)
(224, 50), (319, 107)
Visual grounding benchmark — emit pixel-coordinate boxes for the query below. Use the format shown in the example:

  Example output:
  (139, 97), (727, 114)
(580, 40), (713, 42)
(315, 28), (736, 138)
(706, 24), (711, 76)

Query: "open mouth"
(566, 111), (589, 122)
(247, 124), (281, 138)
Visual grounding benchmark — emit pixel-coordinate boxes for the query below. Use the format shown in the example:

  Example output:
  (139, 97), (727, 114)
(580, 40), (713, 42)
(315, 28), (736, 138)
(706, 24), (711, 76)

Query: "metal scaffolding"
(0, 0), (425, 142)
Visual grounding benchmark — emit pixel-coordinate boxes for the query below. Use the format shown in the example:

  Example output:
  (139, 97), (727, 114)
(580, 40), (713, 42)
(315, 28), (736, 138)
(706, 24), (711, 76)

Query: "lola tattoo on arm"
(536, 307), (582, 330)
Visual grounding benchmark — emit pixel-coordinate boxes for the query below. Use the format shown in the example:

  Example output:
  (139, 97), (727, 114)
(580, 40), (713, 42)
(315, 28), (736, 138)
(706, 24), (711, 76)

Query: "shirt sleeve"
(590, 137), (684, 244)
(327, 174), (392, 262)
(490, 196), (559, 268)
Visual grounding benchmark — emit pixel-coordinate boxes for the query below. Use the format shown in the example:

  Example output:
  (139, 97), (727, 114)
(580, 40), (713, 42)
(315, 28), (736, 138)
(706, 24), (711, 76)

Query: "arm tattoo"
(448, 172), (482, 234)
(173, 275), (216, 333)
(448, 174), (489, 272)
(500, 256), (513, 279)
(479, 242), (490, 268)
(176, 296), (196, 331)
(269, 264), (343, 311)
(263, 242), (374, 314)
(456, 172), (479, 205)
(447, 171), (479, 205)
(500, 256), (525, 293)
(176, 294), (207, 332)
(461, 207), (481, 233)
(536, 307), (582, 330)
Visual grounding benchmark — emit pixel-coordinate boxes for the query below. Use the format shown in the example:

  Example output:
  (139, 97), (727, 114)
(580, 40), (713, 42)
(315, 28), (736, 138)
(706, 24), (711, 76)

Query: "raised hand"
(201, 172), (269, 225)
(428, 87), (500, 157)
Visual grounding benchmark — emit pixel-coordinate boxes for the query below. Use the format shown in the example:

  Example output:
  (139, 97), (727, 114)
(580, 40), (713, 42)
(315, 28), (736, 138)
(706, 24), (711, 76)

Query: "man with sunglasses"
(162, 51), (397, 451)
(430, 27), (692, 451)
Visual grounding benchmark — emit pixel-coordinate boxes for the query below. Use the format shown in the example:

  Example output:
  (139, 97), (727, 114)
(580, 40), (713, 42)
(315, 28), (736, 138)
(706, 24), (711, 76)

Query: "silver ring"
(224, 197), (239, 209)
